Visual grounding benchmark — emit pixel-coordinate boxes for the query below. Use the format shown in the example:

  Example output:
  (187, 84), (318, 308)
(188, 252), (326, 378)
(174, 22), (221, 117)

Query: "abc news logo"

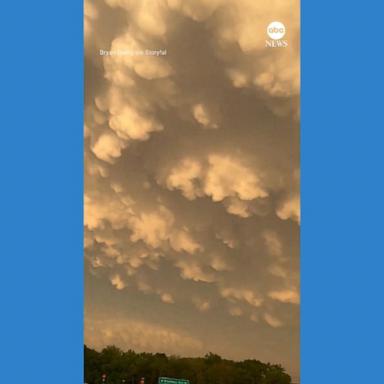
(266, 21), (288, 48)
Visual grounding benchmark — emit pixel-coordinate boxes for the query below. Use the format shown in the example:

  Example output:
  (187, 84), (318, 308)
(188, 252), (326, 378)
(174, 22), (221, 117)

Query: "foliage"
(84, 345), (291, 384)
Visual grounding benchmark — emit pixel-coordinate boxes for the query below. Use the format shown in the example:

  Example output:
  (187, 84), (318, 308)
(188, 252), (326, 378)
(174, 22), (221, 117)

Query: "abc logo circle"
(267, 21), (286, 40)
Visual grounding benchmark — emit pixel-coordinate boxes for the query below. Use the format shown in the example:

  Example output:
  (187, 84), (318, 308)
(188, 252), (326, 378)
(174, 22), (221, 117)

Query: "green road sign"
(158, 377), (190, 384)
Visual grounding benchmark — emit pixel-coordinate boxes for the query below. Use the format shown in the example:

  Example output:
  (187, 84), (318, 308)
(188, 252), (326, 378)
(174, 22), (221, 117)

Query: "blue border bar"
(302, 0), (384, 383)
(0, 1), (83, 382)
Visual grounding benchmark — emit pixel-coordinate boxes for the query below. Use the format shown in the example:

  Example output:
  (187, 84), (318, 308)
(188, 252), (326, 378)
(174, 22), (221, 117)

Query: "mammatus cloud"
(277, 194), (301, 224)
(220, 287), (263, 308)
(192, 297), (211, 312)
(268, 289), (300, 304)
(111, 274), (126, 290)
(85, 0), (300, 379)
(162, 155), (268, 217)
(92, 132), (126, 163)
(264, 313), (283, 328)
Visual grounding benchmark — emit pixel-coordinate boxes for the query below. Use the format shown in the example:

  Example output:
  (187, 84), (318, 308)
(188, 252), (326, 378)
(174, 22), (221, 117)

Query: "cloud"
(85, 312), (204, 356)
(264, 313), (283, 328)
(192, 103), (219, 129)
(165, 158), (203, 200)
(160, 293), (175, 304)
(176, 260), (215, 283)
(163, 154), (268, 217)
(106, 0), (168, 37)
(170, 229), (202, 254)
(229, 306), (243, 317)
(276, 194), (301, 224)
(92, 132), (126, 163)
(220, 287), (263, 308)
(110, 274), (126, 290)
(214, 0), (300, 97)
(108, 33), (172, 81)
(263, 230), (283, 257)
(167, 0), (223, 22)
(130, 206), (174, 248)
(224, 197), (252, 218)
(84, 192), (134, 231)
(268, 289), (300, 304)
(193, 297), (211, 312)
(205, 155), (267, 201)
(101, 86), (164, 141)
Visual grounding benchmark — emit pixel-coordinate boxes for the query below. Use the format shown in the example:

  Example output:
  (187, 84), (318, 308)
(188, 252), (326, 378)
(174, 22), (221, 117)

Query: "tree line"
(85, 345), (292, 384)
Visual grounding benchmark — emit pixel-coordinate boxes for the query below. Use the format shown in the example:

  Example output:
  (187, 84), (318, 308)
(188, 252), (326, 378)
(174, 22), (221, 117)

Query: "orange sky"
(84, 0), (300, 381)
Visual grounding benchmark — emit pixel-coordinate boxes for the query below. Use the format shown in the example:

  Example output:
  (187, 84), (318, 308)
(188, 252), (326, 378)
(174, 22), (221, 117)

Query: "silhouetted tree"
(84, 345), (291, 384)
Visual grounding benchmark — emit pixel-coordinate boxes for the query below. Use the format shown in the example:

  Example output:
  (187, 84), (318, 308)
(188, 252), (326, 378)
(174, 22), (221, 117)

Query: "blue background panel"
(0, 1), (83, 383)
(302, 0), (384, 383)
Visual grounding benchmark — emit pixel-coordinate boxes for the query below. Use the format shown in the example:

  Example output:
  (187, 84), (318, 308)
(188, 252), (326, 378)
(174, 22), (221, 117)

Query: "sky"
(84, 0), (300, 381)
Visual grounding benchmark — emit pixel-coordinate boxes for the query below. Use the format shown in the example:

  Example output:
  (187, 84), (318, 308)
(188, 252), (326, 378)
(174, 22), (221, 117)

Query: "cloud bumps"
(84, 0), (299, 380)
